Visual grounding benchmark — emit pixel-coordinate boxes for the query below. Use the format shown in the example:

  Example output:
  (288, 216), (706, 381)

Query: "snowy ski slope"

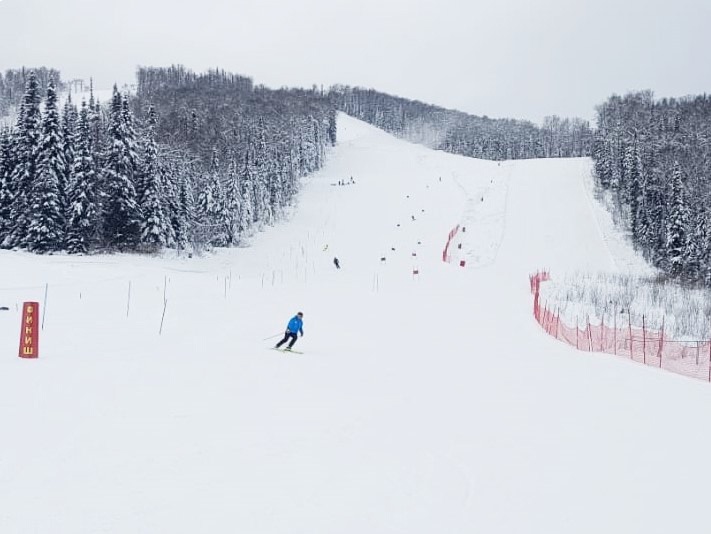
(1, 114), (711, 533)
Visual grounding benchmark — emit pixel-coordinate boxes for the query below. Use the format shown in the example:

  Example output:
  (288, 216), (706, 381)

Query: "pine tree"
(88, 81), (104, 163)
(26, 78), (67, 252)
(4, 72), (42, 249)
(249, 134), (269, 228)
(102, 86), (141, 250)
(161, 159), (181, 250)
(121, 95), (139, 170)
(195, 177), (214, 243)
(704, 218), (711, 287)
(255, 122), (276, 225)
(66, 100), (100, 254)
(223, 159), (241, 245)
(195, 149), (227, 246)
(327, 108), (337, 146)
(0, 128), (15, 242)
(685, 208), (707, 282)
(624, 143), (643, 242)
(643, 168), (667, 267)
(138, 106), (174, 250)
(60, 93), (78, 210)
(175, 170), (194, 251)
(238, 156), (253, 236)
(666, 162), (688, 276)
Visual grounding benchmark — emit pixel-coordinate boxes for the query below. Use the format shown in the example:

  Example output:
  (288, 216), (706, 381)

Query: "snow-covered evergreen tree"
(255, 122), (276, 225)
(327, 108), (337, 146)
(121, 95), (139, 170)
(138, 106), (174, 250)
(60, 93), (78, 209)
(223, 159), (242, 245)
(624, 143), (644, 242)
(685, 209), (707, 282)
(26, 78), (67, 252)
(0, 128), (16, 242)
(666, 162), (688, 276)
(643, 168), (667, 267)
(175, 170), (194, 250)
(592, 134), (611, 188)
(195, 149), (227, 246)
(66, 100), (100, 254)
(247, 139), (269, 228)
(88, 81), (104, 163)
(4, 72), (42, 249)
(102, 86), (141, 250)
(238, 153), (254, 236)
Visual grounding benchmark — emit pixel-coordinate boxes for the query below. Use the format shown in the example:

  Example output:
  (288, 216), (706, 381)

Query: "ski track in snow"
(0, 114), (710, 534)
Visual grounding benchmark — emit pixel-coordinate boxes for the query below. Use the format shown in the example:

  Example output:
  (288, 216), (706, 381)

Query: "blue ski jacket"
(286, 315), (304, 335)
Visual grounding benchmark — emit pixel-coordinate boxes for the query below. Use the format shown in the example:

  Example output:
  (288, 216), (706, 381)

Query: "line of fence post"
(544, 300), (549, 332)
(658, 316), (665, 367)
(126, 281), (132, 318)
(159, 299), (168, 335)
(642, 315), (646, 365)
(587, 315), (592, 351)
(628, 310), (633, 360)
(601, 315), (605, 351)
(554, 308), (559, 339)
(613, 306), (617, 355)
(41, 283), (48, 330)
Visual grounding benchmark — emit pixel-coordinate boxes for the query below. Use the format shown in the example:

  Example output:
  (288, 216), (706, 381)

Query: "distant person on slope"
(275, 312), (304, 350)
(333, 257), (340, 269)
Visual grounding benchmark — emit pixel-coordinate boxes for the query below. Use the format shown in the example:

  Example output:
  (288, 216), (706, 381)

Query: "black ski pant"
(276, 331), (298, 348)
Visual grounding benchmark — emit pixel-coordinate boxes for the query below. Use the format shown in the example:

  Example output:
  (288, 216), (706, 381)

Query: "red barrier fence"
(530, 272), (711, 382)
(442, 224), (460, 262)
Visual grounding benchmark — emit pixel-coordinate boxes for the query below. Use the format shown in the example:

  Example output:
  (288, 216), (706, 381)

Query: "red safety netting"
(442, 224), (460, 263)
(530, 271), (711, 382)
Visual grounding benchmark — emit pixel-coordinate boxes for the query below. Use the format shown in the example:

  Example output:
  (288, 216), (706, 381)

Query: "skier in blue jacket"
(275, 312), (304, 350)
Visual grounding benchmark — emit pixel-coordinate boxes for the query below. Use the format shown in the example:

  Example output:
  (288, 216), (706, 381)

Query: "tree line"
(329, 86), (593, 160)
(0, 66), (335, 254)
(0, 68), (64, 119)
(592, 91), (711, 285)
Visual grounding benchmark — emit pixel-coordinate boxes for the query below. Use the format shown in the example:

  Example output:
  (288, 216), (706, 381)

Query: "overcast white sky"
(1, 0), (709, 124)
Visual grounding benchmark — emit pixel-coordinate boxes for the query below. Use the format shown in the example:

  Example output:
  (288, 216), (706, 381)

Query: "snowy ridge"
(1, 114), (711, 533)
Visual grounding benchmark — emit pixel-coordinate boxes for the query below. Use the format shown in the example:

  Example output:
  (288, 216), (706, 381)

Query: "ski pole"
(262, 332), (283, 341)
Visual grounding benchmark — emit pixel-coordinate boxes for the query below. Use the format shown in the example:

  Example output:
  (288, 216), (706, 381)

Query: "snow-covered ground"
(2, 114), (711, 533)
(60, 87), (115, 107)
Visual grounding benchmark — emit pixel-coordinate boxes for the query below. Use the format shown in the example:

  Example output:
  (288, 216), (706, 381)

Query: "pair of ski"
(270, 347), (304, 355)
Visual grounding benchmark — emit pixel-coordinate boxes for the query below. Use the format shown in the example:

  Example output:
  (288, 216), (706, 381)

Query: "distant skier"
(333, 257), (340, 269)
(275, 312), (304, 350)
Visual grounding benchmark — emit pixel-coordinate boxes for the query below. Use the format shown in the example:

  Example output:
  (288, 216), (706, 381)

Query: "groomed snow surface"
(1, 114), (711, 533)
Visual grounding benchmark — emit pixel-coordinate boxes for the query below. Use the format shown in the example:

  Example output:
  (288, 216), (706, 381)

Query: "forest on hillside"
(591, 91), (711, 286)
(329, 86), (593, 160)
(0, 66), (334, 254)
(0, 67), (64, 118)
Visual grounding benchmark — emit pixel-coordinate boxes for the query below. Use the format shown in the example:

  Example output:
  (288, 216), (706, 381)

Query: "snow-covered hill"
(1, 114), (710, 533)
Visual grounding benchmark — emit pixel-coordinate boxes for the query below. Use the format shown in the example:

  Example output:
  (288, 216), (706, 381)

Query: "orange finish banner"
(19, 301), (39, 359)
